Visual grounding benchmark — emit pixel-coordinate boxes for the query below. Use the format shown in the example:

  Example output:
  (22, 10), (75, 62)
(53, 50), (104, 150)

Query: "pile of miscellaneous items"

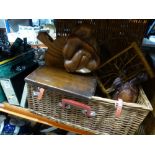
(0, 113), (32, 135)
(33, 47), (46, 66)
(25, 20), (155, 135)
(0, 30), (39, 106)
(0, 32), (32, 61)
(0, 113), (57, 135)
(0, 29), (11, 61)
(0, 112), (76, 135)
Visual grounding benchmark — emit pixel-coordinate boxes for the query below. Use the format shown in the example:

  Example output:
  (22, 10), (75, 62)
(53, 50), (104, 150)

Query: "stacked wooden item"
(25, 20), (155, 135)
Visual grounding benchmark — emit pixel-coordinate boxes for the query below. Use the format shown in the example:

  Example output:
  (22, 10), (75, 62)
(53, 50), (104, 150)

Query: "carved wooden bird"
(113, 81), (139, 103)
(112, 73), (148, 103)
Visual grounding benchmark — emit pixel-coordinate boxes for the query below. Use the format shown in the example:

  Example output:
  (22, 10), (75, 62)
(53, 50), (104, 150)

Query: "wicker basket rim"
(91, 96), (152, 111)
(91, 88), (153, 111)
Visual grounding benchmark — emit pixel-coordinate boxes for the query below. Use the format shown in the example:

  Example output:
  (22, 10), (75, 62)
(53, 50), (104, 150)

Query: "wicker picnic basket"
(26, 19), (154, 134)
(27, 81), (152, 134)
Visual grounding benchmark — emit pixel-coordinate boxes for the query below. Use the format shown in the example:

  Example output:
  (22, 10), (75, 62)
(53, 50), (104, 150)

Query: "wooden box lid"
(25, 66), (97, 99)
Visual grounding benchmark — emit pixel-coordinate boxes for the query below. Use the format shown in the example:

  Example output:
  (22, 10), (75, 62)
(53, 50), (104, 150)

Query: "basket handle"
(61, 99), (96, 117)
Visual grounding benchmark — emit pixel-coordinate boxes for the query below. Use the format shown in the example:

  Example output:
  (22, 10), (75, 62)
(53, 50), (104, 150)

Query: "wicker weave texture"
(27, 84), (152, 135)
(55, 19), (147, 50)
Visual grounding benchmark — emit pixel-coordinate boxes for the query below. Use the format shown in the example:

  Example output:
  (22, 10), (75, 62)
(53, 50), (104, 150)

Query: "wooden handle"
(37, 31), (54, 47)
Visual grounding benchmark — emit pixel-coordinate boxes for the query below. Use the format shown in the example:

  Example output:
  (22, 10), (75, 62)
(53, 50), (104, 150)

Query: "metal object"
(0, 79), (19, 105)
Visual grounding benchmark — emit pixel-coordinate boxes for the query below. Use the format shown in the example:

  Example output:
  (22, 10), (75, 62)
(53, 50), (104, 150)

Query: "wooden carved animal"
(112, 73), (148, 103)
(113, 81), (139, 103)
(71, 23), (98, 50)
(37, 31), (65, 68)
(63, 24), (100, 73)
(63, 36), (100, 72)
(37, 24), (101, 73)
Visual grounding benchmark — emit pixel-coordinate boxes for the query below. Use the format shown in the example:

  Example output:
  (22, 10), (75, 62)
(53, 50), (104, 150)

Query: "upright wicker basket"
(27, 83), (152, 134)
(55, 19), (148, 48)
(26, 19), (153, 135)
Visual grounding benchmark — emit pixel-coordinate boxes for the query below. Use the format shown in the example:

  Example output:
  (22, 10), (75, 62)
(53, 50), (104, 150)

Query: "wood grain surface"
(25, 66), (97, 99)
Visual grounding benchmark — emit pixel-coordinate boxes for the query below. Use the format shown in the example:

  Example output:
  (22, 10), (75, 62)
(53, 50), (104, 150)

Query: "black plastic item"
(0, 47), (13, 60)
(23, 38), (31, 51)
(53, 128), (68, 135)
(0, 46), (3, 51)
(23, 38), (27, 48)
(10, 38), (23, 53)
